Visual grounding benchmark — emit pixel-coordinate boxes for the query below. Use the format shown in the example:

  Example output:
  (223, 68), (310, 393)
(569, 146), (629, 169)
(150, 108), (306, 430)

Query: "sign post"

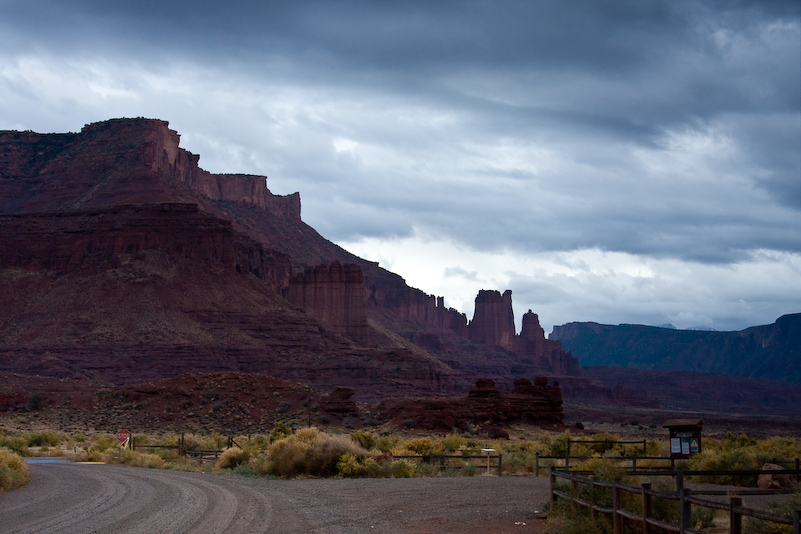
(116, 428), (131, 448)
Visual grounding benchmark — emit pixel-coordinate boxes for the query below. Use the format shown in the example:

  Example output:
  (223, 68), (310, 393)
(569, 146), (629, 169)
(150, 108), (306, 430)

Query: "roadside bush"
(26, 431), (61, 448)
(263, 428), (369, 478)
(337, 452), (379, 478)
(0, 447), (30, 491)
(390, 459), (416, 478)
(102, 448), (165, 469)
(0, 435), (29, 456)
(215, 447), (251, 469)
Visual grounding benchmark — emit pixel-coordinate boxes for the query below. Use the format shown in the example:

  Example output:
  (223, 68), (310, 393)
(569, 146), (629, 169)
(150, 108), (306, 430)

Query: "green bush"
(0, 447), (30, 491)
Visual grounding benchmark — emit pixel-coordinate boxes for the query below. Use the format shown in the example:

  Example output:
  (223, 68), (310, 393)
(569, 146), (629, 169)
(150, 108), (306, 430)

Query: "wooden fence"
(550, 467), (800, 534)
(534, 453), (801, 477)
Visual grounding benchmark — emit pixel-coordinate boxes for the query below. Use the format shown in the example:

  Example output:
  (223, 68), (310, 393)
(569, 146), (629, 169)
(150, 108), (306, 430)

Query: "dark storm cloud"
(1, 0), (799, 264)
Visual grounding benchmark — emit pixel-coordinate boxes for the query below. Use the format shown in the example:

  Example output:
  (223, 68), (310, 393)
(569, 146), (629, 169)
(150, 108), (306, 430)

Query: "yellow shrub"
(215, 448), (251, 469)
(0, 447), (30, 491)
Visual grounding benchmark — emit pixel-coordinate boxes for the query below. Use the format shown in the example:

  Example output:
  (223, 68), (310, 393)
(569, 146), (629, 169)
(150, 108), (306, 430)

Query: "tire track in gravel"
(0, 462), (550, 533)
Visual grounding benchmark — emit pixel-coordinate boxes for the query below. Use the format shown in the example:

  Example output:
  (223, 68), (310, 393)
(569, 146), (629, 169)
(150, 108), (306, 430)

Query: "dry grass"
(0, 447), (30, 491)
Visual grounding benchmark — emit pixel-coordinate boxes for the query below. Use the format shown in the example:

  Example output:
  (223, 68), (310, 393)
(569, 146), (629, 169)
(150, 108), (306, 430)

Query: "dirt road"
(0, 461), (549, 533)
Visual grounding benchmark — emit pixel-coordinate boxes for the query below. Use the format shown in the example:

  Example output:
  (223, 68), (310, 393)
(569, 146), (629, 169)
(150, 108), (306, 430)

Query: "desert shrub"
(687, 448), (759, 485)
(374, 435), (399, 452)
(27, 392), (43, 411)
(26, 431), (61, 447)
(574, 455), (629, 482)
(461, 462), (477, 477)
(270, 422), (293, 442)
(0, 435), (29, 456)
(390, 459), (416, 478)
(249, 434), (271, 450)
(245, 454), (273, 476)
(350, 430), (376, 451)
(744, 491), (800, 534)
(540, 431), (571, 456)
(402, 437), (435, 456)
(215, 447), (251, 469)
(89, 435), (117, 455)
(502, 449), (539, 474)
(102, 448), (164, 469)
(302, 434), (369, 477)
(337, 452), (380, 478)
(0, 447), (30, 491)
(264, 428), (369, 478)
(438, 433), (466, 452)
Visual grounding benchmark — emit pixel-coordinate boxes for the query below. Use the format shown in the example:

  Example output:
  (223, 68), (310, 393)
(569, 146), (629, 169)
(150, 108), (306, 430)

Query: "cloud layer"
(2, 0), (799, 332)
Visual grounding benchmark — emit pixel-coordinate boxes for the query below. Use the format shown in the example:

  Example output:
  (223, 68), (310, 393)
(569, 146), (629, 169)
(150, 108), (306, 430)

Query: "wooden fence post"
(535, 452), (540, 477)
(730, 496), (742, 534)
(641, 483), (651, 534)
(680, 488), (691, 533)
(570, 477), (578, 513)
(498, 454), (502, 477)
(612, 482), (622, 534)
(549, 467), (556, 511)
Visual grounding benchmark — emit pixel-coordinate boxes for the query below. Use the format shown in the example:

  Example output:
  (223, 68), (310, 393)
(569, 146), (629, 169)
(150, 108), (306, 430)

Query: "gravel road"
(0, 461), (549, 533)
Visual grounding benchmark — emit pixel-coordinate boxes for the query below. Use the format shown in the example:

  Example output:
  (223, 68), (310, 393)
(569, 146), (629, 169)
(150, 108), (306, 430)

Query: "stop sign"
(116, 429), (130, 444)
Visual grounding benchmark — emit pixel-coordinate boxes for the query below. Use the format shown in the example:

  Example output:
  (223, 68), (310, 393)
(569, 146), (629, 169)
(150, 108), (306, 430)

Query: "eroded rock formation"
(284, 261), (370, 341)
(469, 290), (516, 349)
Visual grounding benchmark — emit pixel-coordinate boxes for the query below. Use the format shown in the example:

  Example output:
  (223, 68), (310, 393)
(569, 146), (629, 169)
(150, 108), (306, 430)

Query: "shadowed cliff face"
(0, 118), (577, 407)
(0, 118), (300, 218)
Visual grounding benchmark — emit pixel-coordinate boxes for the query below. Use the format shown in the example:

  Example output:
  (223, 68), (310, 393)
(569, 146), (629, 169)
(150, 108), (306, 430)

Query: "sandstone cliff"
(0, 118), (577, 406)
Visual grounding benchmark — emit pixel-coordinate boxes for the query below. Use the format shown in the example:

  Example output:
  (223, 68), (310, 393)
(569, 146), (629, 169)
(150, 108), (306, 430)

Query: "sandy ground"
(0, 461), (550, 533)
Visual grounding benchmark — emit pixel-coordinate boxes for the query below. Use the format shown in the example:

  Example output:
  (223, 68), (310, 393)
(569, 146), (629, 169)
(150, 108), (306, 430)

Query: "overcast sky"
(1, 1), (799, 333)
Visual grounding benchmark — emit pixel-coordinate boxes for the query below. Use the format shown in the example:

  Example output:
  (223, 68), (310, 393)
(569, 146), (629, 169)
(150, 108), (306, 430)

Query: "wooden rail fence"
(534, 453), (801, 477)
(550, 467), (800, 534)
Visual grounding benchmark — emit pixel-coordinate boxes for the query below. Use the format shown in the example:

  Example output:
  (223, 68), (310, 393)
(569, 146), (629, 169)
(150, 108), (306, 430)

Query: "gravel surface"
(0, 462), (550, 533)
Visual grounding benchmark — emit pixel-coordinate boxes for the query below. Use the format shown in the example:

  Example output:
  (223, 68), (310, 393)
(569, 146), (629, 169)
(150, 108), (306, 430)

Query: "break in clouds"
(1, 0), (799, 331)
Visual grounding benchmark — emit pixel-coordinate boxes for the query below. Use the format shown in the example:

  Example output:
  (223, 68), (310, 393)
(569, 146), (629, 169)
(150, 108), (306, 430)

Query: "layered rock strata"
(284, 261), (370, 341)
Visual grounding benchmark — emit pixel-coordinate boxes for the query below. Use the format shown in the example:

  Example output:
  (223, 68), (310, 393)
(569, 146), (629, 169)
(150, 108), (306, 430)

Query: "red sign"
(116, 429), (130, 444)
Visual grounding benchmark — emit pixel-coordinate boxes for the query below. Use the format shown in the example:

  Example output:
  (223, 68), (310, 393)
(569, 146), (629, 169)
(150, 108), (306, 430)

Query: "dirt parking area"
(1, 461), (550, 533)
